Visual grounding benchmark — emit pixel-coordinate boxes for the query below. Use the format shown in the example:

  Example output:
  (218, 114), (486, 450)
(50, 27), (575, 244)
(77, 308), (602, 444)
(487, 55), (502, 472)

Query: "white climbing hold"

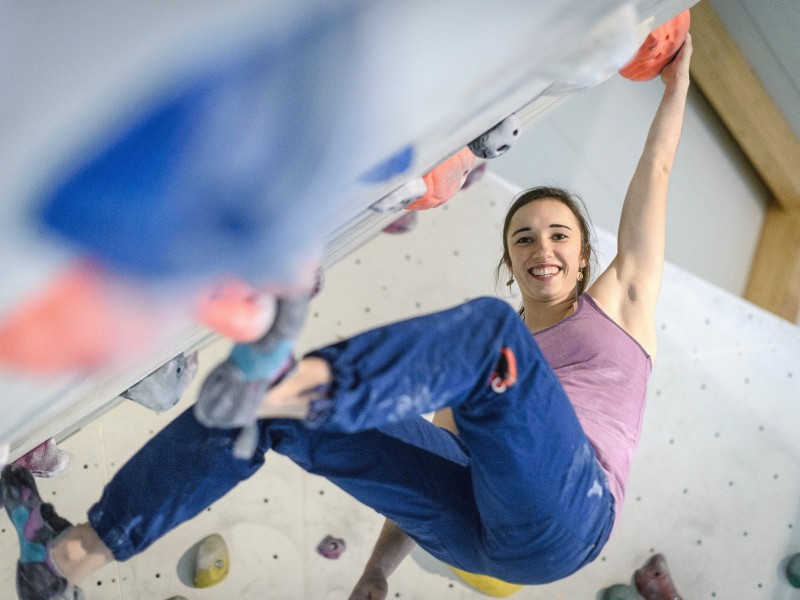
(369, 178), (427, 213)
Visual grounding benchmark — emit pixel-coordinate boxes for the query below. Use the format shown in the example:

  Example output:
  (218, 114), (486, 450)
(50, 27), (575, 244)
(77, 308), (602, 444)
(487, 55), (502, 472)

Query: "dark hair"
(496, 186), (597, 299)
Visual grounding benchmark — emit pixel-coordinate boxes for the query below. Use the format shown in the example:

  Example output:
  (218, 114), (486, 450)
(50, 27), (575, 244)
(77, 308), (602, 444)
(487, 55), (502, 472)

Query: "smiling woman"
(498, 186), (597, 327)
(501, 188), (595, 291)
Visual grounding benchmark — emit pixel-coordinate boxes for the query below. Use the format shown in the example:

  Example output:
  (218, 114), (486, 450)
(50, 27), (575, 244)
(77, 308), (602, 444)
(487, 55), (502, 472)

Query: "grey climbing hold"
(121, 351), (199, 413)
(250, 296), (309, 354)
(12, 438), (70, 478)
(602, 583), (641, 600)
(787, 552), (800, 588)
(468, 114), (521, 159)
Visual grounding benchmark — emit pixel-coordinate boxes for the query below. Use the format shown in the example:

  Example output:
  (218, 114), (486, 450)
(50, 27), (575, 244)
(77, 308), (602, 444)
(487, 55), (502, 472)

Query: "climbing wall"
(2, 172), (799, 598)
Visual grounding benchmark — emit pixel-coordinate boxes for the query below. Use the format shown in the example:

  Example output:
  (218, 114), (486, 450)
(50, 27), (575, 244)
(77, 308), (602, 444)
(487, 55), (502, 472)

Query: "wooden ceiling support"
(744, 205), (800, 322)
(689, 0), (800, 322)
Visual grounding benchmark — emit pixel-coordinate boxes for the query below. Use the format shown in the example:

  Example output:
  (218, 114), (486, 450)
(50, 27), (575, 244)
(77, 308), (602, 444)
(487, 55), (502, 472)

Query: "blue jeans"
(88, 297), (614, 584)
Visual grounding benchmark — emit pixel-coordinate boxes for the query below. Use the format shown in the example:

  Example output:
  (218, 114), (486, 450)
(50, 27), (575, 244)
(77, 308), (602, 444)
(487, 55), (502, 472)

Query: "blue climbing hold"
(359, 146), (414, 183)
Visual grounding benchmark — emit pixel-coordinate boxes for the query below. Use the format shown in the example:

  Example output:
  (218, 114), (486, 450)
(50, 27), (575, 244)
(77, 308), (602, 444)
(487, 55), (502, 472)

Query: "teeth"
(532, 267), (559, 276)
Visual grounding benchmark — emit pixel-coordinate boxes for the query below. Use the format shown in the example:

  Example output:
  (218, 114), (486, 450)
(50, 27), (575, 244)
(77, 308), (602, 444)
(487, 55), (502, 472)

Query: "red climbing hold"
(619, 11), (690, 81)
(406, 147), (475, 211)
(634, 553), (683, 600)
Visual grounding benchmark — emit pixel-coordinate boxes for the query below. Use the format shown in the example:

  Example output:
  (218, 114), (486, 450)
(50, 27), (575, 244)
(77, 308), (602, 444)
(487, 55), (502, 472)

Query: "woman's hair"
(496, 186), (597, 300)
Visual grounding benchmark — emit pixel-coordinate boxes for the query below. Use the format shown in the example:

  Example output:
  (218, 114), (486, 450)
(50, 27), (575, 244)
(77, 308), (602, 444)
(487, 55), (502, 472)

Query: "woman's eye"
(515, 236), (531, 244)
(552, 233), (567, 240)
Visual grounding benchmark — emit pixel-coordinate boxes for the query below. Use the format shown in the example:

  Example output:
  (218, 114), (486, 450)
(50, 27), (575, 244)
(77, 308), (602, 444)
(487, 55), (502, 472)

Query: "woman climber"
(1, 34), (692, 600)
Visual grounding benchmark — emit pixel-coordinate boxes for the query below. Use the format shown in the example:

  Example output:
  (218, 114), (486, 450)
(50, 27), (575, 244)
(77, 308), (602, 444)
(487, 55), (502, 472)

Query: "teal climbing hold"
(602, 583), (640, 600)
(787, 552), (800, 588)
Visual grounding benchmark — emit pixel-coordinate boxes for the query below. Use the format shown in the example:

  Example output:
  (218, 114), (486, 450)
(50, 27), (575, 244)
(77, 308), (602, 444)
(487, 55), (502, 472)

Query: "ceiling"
(708, 0), (800, 141)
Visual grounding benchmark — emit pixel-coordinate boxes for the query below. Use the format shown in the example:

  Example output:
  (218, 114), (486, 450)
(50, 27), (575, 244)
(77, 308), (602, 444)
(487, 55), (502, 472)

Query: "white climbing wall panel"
(2, 173), (799, 598)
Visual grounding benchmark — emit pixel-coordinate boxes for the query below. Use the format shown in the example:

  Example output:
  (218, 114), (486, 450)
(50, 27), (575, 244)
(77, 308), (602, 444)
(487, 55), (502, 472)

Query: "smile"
(529, 266), (560, 277)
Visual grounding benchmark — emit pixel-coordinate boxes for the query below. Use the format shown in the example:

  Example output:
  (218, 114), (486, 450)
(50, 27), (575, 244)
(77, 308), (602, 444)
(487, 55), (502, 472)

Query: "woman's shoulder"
(586, 272), (658, 359)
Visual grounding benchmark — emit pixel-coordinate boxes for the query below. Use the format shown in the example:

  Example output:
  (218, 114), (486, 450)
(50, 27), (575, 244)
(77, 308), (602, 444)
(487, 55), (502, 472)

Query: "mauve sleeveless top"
(533, 293), (652, 522)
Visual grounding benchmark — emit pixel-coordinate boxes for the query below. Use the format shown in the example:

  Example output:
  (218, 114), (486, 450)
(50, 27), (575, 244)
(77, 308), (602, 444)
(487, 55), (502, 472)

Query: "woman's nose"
(533, 240), (552, 258)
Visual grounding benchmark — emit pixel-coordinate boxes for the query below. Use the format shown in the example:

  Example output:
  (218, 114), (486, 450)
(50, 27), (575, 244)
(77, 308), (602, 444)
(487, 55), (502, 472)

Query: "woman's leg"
(263, 296), (614, 582)
(1, 297), (607, 591)
(86, 405), (267, 562)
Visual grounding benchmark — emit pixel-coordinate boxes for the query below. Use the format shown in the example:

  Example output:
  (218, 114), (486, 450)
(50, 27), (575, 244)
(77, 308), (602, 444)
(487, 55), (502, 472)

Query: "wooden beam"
(689, 1), (800, 211)
(691, 1), (800, 321)
(744, 204), (800, 322)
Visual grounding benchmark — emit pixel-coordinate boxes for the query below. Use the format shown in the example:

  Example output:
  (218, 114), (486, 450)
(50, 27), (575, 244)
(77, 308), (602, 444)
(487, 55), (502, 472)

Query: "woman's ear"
(580, 245), (590, 269)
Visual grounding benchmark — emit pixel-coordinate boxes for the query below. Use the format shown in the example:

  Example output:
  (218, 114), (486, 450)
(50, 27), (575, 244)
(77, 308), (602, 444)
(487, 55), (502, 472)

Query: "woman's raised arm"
(590, 34), (693, 357)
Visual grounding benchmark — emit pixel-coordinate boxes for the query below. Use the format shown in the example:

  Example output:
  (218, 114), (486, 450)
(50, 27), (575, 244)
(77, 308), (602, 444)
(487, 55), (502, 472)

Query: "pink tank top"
(533, 293), (652, 522)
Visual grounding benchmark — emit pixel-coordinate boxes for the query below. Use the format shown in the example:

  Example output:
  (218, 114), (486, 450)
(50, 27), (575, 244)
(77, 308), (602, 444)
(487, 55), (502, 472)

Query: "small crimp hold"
(316, 535), (346, 559)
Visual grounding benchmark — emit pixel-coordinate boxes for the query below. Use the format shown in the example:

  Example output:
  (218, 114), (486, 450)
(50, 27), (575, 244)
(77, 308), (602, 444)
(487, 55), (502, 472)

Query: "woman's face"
(506, 198), (586, 303)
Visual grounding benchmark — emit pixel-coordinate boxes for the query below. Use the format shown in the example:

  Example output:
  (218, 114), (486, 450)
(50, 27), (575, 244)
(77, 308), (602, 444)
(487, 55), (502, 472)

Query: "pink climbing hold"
(195, 278), (276, 342)
(0, 260), (158, 373)
(316, 535), (346, 559)
(406, 147), (476, 211)
(383, 212), (418, 234)
(13, 438), (70, 478)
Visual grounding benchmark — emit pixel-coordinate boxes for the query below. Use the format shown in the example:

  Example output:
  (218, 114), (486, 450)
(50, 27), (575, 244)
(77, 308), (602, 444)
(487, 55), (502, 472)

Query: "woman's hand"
(661, 32), (692, 87)
(348, 567), (389, 600)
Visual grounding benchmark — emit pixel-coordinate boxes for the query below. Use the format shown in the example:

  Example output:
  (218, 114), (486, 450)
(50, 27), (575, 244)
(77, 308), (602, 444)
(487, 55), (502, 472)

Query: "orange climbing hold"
(0, 261), (156, 373)
(619, 10), (690, 81)
(406, 147), (475, 211)
(195, 278), (276, 342)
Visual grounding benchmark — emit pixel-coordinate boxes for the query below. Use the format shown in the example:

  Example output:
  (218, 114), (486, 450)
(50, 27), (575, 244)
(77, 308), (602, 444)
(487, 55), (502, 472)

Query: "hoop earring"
(506, 276), (515, 286)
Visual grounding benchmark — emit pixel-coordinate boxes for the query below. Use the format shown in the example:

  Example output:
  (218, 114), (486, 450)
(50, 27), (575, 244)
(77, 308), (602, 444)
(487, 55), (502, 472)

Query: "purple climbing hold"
(310, 268), (325, 299)
(383, 212), (418, 235)
(316, 535), (346, 559)
(461, 162), (487, 190)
